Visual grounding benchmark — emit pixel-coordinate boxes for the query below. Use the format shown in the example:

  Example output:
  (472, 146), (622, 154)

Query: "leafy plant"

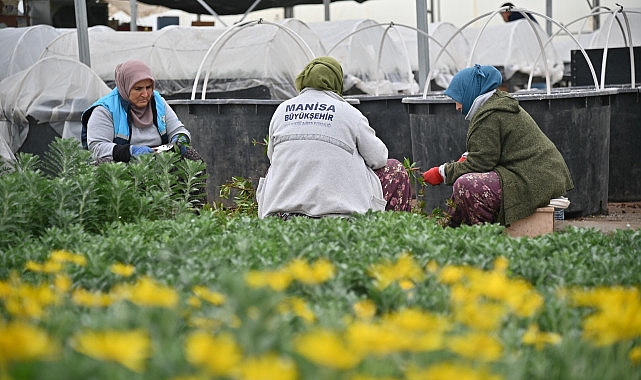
(217, 176), (258, 216)
(2, 212), (641, 380)
(252, 135), (269, 157)
(0, 137), (207, 250)
(403, 157), (426, 214)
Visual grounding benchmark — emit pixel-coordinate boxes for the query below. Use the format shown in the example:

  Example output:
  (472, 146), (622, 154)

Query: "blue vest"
(81, 88), (168, 149)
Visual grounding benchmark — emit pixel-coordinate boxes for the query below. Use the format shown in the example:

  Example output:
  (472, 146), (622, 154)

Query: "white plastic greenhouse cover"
(388, 22), (471, 89)
(308, 19), (419, 95)
(192, 20), (317, 100)
(587, 8), (641, 49)
(552, 8), (641, 63)
(0, 56), (111, 153)
(0, 25), (69, 82)
(40, 25), (228, 98)
(0, 133), (15, 168)
(279, 18), (326, 57)
(462, 19), (565, 85)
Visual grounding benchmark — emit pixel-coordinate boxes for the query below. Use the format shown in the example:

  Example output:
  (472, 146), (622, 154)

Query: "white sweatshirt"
(257, 88), (388, 218)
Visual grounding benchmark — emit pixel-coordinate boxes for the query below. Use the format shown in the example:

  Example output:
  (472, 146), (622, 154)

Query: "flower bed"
(1, 139), (640, 379)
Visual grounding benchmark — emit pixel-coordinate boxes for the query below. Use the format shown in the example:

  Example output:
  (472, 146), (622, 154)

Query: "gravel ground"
(555, 202), (641, 233)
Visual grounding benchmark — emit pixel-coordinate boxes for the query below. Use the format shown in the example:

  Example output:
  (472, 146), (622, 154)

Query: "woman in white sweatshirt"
(257, 56), (411, 219)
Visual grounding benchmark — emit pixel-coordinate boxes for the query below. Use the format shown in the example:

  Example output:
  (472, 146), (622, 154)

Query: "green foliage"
(0, 137), (207, 250)
(217, 176), (259, 216)
(2, 212), (641, 379)
(252, 134), (269, 157)
(403, 157), (426, 214)
(4, 139), (641, 380)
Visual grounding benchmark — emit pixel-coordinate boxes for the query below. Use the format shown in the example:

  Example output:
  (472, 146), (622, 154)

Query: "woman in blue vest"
(81, 59), (201, 164)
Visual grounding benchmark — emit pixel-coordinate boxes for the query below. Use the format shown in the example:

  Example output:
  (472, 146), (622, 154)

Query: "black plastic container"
(608, 86), (641, 201)
(403, 94), (467, 212)
(168, 99), (281, 205)
(348, 94), (414, 164)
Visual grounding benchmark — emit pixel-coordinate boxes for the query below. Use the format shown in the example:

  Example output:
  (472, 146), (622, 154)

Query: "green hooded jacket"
(444, 90), (574, 226)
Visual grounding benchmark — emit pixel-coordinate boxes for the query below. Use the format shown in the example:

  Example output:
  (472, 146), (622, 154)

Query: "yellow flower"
(437, 264), (468, 284)
(353, 299), (376, 320)
(112, 276), (178, 308)
(3, 281), (60, 319)
(50, 250), (86, 266)
(522, 324), (562, 350)
(347, 321), (410, 355)
(24, 260), (63, 274)
(286, 258), (335, 285)
(451, 285), (507, 331)
(425, 260), (439, 274)
(110, 263), (135, 277)
(24, 250), (86, 274)
(294, 329), (362, 370)
(493, 256), (509, 272)
(245, 269), (292, 291)
(629, 346), (641, 365)
(0, 321), (58, 365)
(71, 329), (151, 372)
(405, 362), (503, 380)
(383, 308), (452, 335)
(71, 288), (116, 308)
(184, 331), (242, 376)
(569, 286), (641, 346)
(187, 296), (202, 308)
(237, 352), (298, 380)
(368, 252), (424, 290)
(192, 286), (226, 306)
(447, 332), (503, 362)
(54, 274), (72, 293)
(279, 297), (316, 323)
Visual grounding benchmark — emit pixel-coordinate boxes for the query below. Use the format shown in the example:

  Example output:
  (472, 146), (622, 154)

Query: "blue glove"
(171, 133), (190, 156)
(129, 145), (154, 157)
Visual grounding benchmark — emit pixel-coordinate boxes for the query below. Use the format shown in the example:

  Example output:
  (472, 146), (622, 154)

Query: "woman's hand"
(171, 134), (190, 156)
(423, 167), (444, 185)
(130, 145), (154, 157)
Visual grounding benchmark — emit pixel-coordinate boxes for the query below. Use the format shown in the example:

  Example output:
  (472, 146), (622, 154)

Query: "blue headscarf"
(444, 64), (503, 117)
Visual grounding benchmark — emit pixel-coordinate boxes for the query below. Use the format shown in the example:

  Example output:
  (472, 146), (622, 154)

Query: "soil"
(555, 202), (641, 233)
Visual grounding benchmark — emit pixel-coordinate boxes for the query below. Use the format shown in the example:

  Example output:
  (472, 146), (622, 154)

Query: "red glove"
(423, 167), (444, 185)
(457, 152), (468, 162)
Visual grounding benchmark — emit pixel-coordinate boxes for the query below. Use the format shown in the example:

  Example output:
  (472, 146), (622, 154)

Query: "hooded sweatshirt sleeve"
(353, 111), (388, 169)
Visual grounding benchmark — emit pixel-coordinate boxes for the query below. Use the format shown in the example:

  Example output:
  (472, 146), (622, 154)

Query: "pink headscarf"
(114, 60), (155, 128)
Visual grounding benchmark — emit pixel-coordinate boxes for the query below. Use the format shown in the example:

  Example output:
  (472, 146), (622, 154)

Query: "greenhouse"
(0, 24), (68, 81)
(387, 21), (471, 90)
(40, 25), (227, 98)
(461, 19), (565, 90)
(0, 2), (641, 379)
(0, 56), (110, 154)
(309, 18), (419, 95)
(190, 19), (317, 100)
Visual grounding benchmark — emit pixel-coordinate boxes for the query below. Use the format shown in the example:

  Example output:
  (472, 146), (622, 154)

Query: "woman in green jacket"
(422, 64), (573, 227)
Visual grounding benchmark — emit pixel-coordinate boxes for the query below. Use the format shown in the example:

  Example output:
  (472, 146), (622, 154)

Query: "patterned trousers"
(373, 158), (412, 212)
(448, 171), (502, 227)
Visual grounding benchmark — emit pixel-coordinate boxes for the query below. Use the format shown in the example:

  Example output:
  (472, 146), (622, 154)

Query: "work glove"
(171, 133), (190, 156)
(129, 145), (154, 157)
(457, 152), (468, 162)
(423, 166), (444, 186)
